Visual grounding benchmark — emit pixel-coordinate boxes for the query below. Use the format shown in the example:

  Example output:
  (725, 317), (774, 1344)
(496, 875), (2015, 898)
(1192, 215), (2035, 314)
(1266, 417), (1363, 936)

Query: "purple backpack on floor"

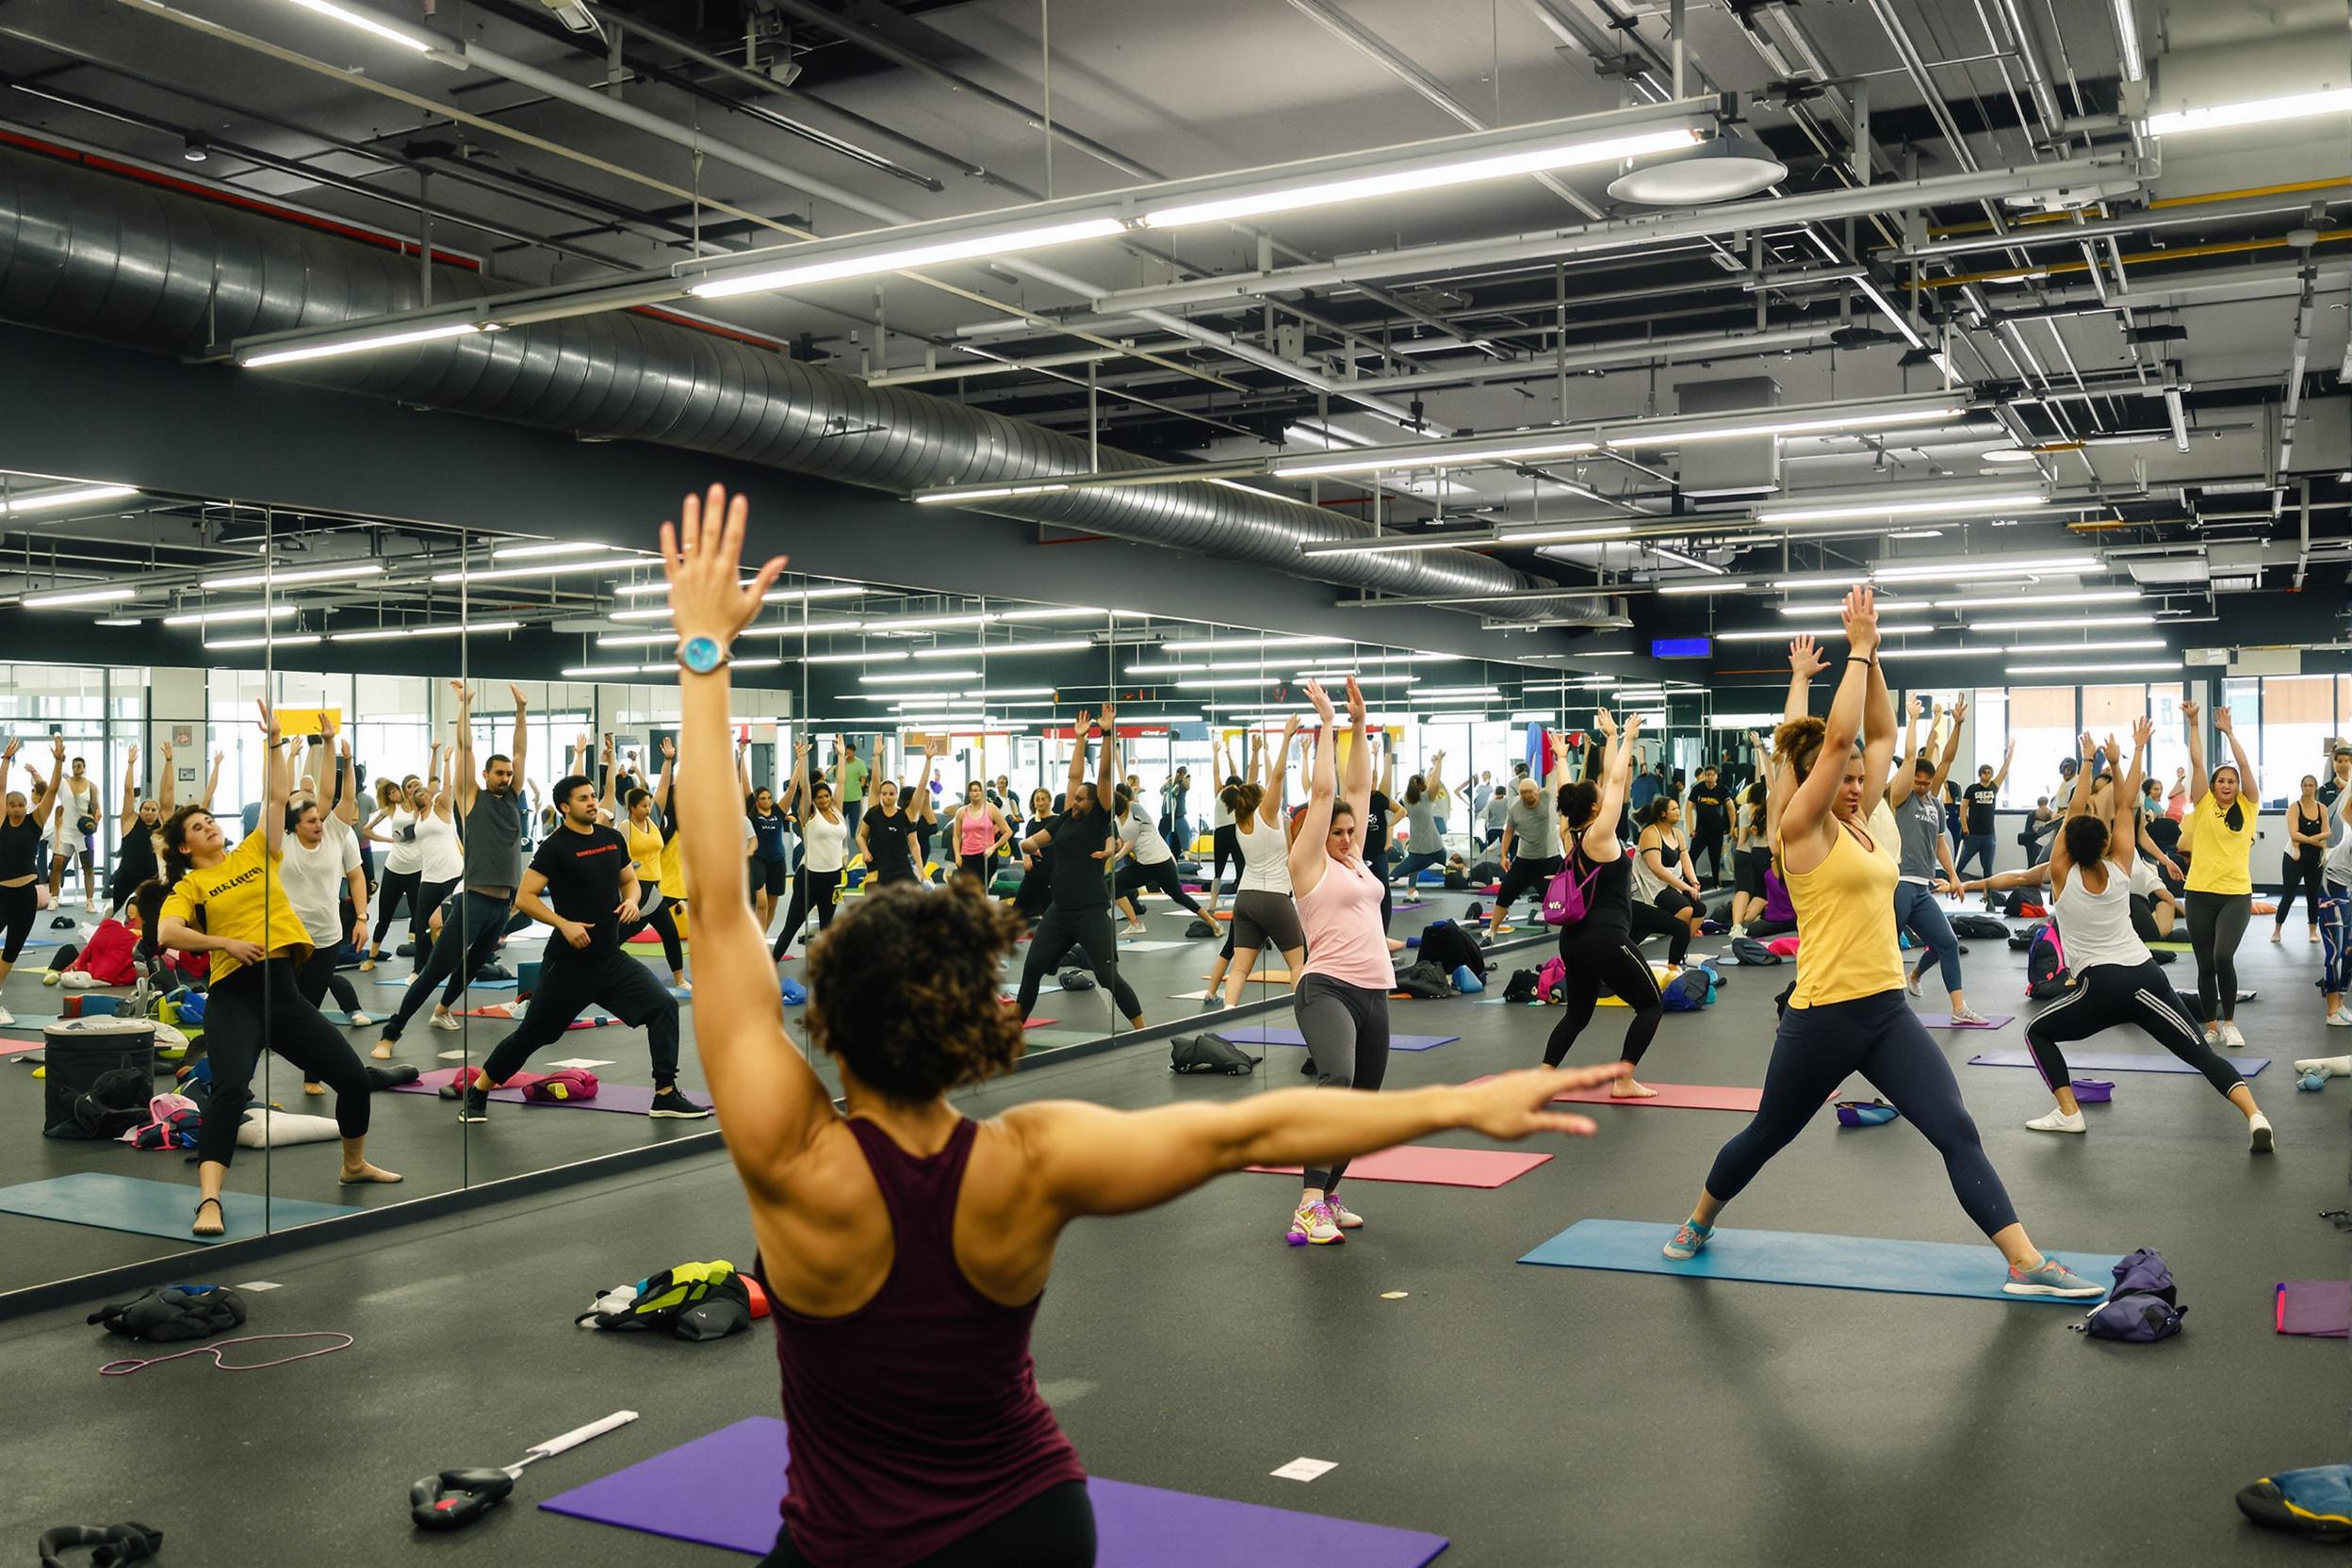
(2072, 1248), (2183, 1342)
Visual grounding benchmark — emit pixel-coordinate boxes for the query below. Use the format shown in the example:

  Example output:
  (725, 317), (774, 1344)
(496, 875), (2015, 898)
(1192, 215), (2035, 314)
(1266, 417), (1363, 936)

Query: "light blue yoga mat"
(1969, 1048), (2268, 1077)
(368, 974), (518, 990)
(1217, 1025), (1461, 1051)
(0, 1172), (360, 1244)
(1519, 1218), (2122, 1304)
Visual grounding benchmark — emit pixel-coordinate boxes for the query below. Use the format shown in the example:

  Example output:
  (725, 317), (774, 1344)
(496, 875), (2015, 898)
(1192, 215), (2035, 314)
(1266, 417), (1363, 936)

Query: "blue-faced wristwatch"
(676, 635), (728, 675)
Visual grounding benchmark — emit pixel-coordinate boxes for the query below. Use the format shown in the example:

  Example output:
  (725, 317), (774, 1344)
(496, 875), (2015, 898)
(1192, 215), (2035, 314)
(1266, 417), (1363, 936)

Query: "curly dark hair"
(804, 880), (1027, 1102)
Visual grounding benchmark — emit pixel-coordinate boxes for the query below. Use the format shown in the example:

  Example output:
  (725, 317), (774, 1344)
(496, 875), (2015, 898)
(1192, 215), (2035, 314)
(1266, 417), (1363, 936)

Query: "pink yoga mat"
(0, 1036), (46, 1056)
(1247, 1145), (1550, 1187)
(2277, 1280), (2351, 1337)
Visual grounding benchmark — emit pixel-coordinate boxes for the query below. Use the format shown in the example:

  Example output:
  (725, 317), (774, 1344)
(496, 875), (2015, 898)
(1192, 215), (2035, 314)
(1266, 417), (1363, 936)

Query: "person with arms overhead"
(1686, 764), (1730, 888)
(1013, 710), (1145, 1030)
(0, 735), (69, 1026)
(1955, 739), (2013, 888)
(1659, 587), (2103, 1299)
(857, 743), (934, 890)
(2180, 699), (2259, 1049)
(1541, 710), (1669, 1099)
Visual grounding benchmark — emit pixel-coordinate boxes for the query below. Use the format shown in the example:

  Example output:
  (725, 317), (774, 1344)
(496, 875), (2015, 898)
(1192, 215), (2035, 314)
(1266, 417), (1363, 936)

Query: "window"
(2004, 686), (2077, 814)
(2258, 675), (2333, 805)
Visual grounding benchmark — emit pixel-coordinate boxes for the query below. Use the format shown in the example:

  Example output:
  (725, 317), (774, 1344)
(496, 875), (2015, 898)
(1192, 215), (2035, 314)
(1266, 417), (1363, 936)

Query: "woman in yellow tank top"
(2179, 700), (2258, 1049)
(1660, 589), (2104, 1298)
(609, 775), (689, 992)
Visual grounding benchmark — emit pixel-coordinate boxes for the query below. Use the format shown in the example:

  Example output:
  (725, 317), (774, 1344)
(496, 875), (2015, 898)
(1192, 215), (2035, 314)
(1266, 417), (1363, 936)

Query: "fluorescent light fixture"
(864, 612), (998, 632)
(92, 616), (142, 628)
(854, 692), (960, 704)
(2000, 638), (2166, 654)
(241, 320), (482, 369)
(1274, 435), (1599, 480)
(997, 606), (1106, 622)
(202, 562), (384, 590)
(205, 632), (321, 650)
(1935, 589), (2143, 610)
(1176, 674), (1420, 690)
(1757, 492), (2047, 524)
(21, 585), (138, 609)
(1968, 612), (2156, 632)
(908, 639), (1094, 659)
(609, 606), (682, 622)
(861, 670), (982, 685)
(2006, 661), (2184, 675)
(1605, 405), (1964, 449)
(1, 483), (139, 515)
(2147, 89), (2352, 137)
(805, 650), (906, 664)
(1887, 530), (1946, 540)
(562, 663), (648, 678)
(493, 540), (611, 560)
(913, 481), (1074, 506)
(597, 619), (861, 646)
(1138, 125), (1702, 228)
(613, 580), (853, 599)
(432, 555), (639, 584)
(689, 216), (1126, 301)
(160, 603), (299, 627)
(2113, 0), (2145, 81)
(285, 0), (434, 52)
(1980, 447), (2041, 465)
(1658, 580), (1752, 596)
(1157, 635), (1346, 653)
(1776, 600), (1938, 616)
(1871, 554), (2099, 581)
(329, 620), (522, 642)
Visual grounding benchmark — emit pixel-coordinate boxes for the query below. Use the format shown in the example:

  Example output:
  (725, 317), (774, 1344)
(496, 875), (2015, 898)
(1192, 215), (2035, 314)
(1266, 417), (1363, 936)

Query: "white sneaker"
(2026, 1107), (2086, 1134)
(0, 1004), (14, 1027)
(1951, 1005), (1988, 1025)
(2295, 1055), (2352, 1077)
(2328, 1012), (2352, 1028)
(2249, 1114), (2276, 1154)
(346, 1009), (373, 1028)
(429, 1011), (463, 1032)
(2221, 1021), (2246, 1049)
(1905, 969), (1922, 997)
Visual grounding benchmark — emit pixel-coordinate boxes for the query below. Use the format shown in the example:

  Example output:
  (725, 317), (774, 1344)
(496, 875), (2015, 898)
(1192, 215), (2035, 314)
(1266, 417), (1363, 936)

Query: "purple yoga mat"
(541, 1417), (1449, 1567)
(1914, 1012), (2015, 1030)
(388, 1067), (665, 1115)
(2277, 1280), (2352, 1337)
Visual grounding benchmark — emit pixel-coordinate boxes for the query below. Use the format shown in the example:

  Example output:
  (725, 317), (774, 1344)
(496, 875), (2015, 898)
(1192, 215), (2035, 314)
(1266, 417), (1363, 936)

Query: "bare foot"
(1610, 1079), (1661, 1099)
(370, 1040), (395, 1060)
(303, 1081), (325, 1097)
(192, 1196), (225, 1236)
(338, 1163), (404, 1185)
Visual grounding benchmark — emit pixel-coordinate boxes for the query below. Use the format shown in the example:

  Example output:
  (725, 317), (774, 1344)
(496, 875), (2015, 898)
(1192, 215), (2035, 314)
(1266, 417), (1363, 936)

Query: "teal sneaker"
(1662, 1219), (1713, 1261)
(2002, 1255), (2107, 1298)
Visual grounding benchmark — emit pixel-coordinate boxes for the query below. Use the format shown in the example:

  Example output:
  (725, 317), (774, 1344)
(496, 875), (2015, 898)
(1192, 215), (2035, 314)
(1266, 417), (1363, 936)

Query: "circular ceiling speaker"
(1981, 447), (2041, 464)
(1607, 128), (1787, 205)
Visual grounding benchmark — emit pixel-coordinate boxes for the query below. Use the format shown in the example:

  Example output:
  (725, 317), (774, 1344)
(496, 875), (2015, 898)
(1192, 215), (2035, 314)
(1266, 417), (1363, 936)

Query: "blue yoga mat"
(1969, 1049), (2269, 1077)
(0, 1172), (360, 1244)
(1216, 1026), (1462, 1051)
(1519, 1218), (2122, 1304)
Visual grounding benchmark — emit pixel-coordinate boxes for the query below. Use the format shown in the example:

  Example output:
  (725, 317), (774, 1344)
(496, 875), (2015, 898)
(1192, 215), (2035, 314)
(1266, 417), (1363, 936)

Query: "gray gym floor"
(1, 906), (2340, 1565)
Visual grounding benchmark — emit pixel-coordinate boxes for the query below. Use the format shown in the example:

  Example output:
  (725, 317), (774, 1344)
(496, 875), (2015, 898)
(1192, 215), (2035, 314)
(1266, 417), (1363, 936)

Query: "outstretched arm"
(117, 745), (140, 834)
(1929, 695), (1967, 793)
(2213, 706), (2256, 803)
(2113, 719), (2151, 874)
(2183, 700), (2208, 803)
(1784, 634), (1828, 725)
(1785, 591), (1879, 843)
(156, 741), (176, 816)
(1266, 717), (1298, 826)
(1886, 694), (1923, 807)
(257, 703), (289, 858)
(1065, 710), (1092, 807)
(335, 735), (360, 827)
(1580, 711), (1639, 862)
(508, 685), (529, 787)
(1990, 737), (2016, 792)
(1093, 704), (1118, 804)
(199, 748), (223, 812)
(1856, 612), (1896, 810)
(449, 684), (478, 818)
(657, 482), (826, 1192)
(1288, 685), (1342, 893)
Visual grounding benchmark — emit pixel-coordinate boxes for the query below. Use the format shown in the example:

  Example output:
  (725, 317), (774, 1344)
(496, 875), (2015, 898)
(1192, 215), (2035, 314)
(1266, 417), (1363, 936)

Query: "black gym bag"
(1170, 1034), (1260, 1075)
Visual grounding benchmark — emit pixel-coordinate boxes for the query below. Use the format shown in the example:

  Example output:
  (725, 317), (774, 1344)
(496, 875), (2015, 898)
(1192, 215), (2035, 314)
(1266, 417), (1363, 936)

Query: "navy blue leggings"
(1704, 988), (2018, 1237)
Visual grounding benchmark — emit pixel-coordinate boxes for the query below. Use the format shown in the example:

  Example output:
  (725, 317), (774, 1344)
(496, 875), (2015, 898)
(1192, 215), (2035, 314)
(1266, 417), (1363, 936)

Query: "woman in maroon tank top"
(659, 485), (1629, 1567)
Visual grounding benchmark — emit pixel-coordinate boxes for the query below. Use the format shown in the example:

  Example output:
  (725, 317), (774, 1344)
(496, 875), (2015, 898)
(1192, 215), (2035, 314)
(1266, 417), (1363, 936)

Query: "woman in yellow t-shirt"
(2180, 700), (2260, 1049)
(157, 703), (400, 1237)
(1660, 595), (2104, 1299)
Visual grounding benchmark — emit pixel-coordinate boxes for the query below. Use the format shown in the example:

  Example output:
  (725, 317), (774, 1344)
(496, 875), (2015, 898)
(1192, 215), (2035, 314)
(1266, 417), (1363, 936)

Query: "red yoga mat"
(1246, 1145), (1550, 1187)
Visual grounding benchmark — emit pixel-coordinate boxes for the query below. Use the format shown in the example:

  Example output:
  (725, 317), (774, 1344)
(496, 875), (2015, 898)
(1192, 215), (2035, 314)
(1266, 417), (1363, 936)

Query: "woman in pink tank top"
(1282, 677), (1403, 1248)
(951, 780), (1008, 887)
(657, 488), (1632, 1566)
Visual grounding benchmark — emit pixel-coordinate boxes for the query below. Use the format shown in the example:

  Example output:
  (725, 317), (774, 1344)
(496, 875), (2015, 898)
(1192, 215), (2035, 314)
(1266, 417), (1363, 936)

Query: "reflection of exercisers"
(452, 771), (706, 1124)
(1660, 588), (2105, 1299)
(1013, 708), (1145, 1029)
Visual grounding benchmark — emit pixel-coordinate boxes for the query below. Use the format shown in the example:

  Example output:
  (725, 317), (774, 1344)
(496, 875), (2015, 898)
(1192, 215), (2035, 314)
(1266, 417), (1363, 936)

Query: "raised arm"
(1929, 695), (1967, 794)
(1093, 703), (1118, 805)
(335, 734), (360, 827)
(1783, 590), (1879, 843)
(2048, 731), (2101, 884)
(1287, 684), (1341, 893)
(448, 684), (477, 818)
(2213, 705), (2256, 803)
(156, 741), (176, 815)
(1580, 711), (1639, 862)
(658, 483), (829, 1184)
(1064, 710), (1092, 807)
(2183, 699), (2208, 803)
(199, 748), (223, 812)
(2113, 719), (2151, 874)
(598, 734), (619, 817)
(1784, 633), (1828, 725)
(1341, 679), (1372, 829)
(256, 702), (288, 858)
(1886, 694), (1923, 807)
(1266, 716), (1298, 827)
(1378, 736), (1396, 802)
(735, 736), (752, 805)
(912, 743), (937, 825)
(1990, 737), (2016, 792)
(507, 685), (529, 786)
(1856, 607), (1896, 809)
(1424, 746), (1446, 799)
(117, 744), (140, 834)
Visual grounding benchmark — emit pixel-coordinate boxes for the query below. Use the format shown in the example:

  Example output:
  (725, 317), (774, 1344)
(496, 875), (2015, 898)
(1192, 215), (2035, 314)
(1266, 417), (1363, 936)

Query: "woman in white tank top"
(1205, 720), (1310, 1009)
(2015, 721), (2267, 1148)
(771, 741), (849, 960)
(363, 771), (430, 970)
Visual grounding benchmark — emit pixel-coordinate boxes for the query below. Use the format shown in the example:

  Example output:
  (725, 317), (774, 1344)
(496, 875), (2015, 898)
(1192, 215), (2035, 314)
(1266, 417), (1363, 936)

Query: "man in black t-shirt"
(1013, 707), (1144, 1027)
(2322, 746), (2352, 814)
(857, 745), (934, 886)
(1956, 738), (2014, 885)
(1687, 765), (1729, 887)
(456, 773), (700, 1123)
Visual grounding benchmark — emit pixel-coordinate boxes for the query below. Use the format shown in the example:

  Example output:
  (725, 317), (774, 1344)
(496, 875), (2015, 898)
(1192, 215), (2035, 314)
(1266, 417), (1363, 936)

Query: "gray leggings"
(1895, 880), (1963, 994)
(1294, 973), (1390, 1193)
(2184, 890), (2249, 1022)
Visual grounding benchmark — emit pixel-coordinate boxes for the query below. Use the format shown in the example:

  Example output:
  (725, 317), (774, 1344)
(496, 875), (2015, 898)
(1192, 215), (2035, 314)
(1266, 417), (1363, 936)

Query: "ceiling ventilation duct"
(0, 145), (1610, 620)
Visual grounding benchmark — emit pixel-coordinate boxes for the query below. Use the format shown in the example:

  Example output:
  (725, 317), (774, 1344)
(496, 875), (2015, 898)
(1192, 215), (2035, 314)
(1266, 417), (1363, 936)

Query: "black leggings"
(1294, 973), (1391, 1192)
(1016, 905), (1141, 1020)
(760, 1480), (1095, 1568)
(294, 946), (360, 1014)
(0, 880), (35, 964)
(1704, 988), (2017, 1238)
(1544, 923), (1665, 1070)
(384, 890), (512, 1041)
(1114, 858), (1204, 915)
(369, 869), (421, 951)
(1212, 825), (1242, 890)
(2276, 855), (2323, 928)
(1629, 898), (1693, 962)
(479, 947), (679, 1087)
(2025, 958), (2245, 1100)
(195, 958), (370, 1168)
(771, 867), (842, 956)
(957, 852), (994, 885)
(2184, 890), (2250, 1022)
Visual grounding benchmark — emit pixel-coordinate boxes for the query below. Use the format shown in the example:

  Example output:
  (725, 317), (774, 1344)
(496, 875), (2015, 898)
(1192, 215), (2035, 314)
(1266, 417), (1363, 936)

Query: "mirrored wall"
(0, 468), (1700, 1302)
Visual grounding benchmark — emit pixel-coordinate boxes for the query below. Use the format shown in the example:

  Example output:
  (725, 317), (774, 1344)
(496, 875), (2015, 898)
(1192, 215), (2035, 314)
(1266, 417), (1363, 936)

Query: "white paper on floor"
(436, 1050), (468, 1061)
(545, 1057), (615, 1070)
(1114, 939), (1187, 952)
(1270, 1458), (1335, 1482)
(235, 1281), (283, 1292)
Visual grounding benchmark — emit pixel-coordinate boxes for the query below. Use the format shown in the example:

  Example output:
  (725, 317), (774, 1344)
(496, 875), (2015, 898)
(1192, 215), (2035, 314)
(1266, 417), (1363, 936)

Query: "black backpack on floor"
(1172, 1034), (1260, 1075)
(1394, 959), (1452, 998)
(89, 1283), (248, 1342)
(1416, 919), (1485, 981)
